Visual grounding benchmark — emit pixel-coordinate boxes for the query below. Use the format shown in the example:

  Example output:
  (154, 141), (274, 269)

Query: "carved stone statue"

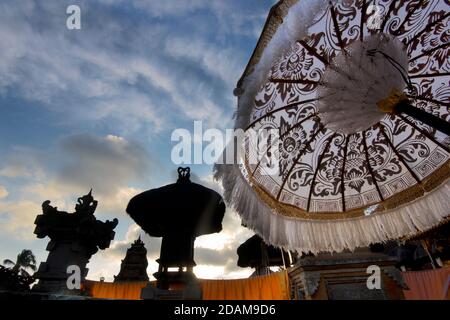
(32, 190), (118, 294)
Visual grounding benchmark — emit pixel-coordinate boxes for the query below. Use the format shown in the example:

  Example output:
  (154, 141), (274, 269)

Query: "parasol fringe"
(214, 163), (450, 254)
(235, 0), (328, 131)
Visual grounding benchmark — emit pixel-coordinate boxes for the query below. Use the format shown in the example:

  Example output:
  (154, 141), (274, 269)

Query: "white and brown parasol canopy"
(215, 0), (450, 253)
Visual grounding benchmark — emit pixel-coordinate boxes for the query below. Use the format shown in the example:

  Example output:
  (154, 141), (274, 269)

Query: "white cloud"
(97, 186), (142, 216)
(0, 200), (41, 240)
(0, 186), (9, 199)
(0, 165), (33, 178)
(165, 37), (243, 87)
(56, 133), (150, 195)
(23, 182), (141, 218)
(0, 147), (46, 179)
(193, 265), (225, 279)
(0, 134), (149, 239)
(0, 182), (139, 242)
(0, 3), (161, 131)
(195, 232), (229, 251)
(98, 0), (211, 18)
(0, 0), (248, 131)
(126, 0), (272, 38)
(0, 0), (276, 133)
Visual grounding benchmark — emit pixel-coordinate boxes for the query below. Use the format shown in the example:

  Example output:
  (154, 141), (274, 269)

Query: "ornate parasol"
(126, 167), (225, 238)
(126, 167), (225, 269)
(215, 0), (450, 254)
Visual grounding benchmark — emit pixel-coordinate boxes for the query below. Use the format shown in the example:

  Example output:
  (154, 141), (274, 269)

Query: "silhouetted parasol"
(237, 234), (291, 269)
(127, 167), (225, 238)
(126, 167), (225, 270)
(215, 0), (450, 254)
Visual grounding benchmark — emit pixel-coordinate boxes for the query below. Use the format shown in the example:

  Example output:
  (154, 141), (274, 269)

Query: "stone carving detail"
(300, 271), (321, 297)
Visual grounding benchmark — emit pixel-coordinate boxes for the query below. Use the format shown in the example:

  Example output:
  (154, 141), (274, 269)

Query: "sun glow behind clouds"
(0, 186), (8, 199)
(195, 232), (230, 251)
(194, 265), (225, 279)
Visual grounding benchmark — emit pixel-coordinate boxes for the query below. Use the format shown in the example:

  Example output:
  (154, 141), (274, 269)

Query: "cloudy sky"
(0, 0), (276, 281)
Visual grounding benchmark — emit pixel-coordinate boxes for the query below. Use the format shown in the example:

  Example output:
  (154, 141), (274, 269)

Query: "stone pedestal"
(32, 241), (90, 294)
(141, 271), (202, 300)
(288, 248), (407, 300)
(32, 191), (118, 294)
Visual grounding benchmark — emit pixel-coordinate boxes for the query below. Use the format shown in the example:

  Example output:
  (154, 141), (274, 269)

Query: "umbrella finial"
(177, 167), (191, 183)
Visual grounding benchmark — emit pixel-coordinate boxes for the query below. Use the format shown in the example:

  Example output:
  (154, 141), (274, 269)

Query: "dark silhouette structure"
(0, 265), (35, 292)
(0, 249), (37, 292)
(371, 223), (450, 271)
(126, 167), (225, 298)
(33, 190), (118, 293)
(2, 249), (37, 277)
(114, 237), (149, 282)
(237, 234), (291, 277)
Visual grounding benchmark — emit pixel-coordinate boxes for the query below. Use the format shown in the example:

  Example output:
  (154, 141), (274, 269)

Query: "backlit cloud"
(0, 186), (9, 199)
(56, 133), (150, 195)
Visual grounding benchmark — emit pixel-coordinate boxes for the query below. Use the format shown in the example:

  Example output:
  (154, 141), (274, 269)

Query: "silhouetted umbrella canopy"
(126, 167), (225, 237)
(237, 235), (291, 268)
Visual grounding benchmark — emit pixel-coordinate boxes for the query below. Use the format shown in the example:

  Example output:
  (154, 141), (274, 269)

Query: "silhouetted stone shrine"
(114, 237), (149, 282)
(126, 167), (225, 299)
(288, 248), (407, 300)
(33, 190), (118, 294)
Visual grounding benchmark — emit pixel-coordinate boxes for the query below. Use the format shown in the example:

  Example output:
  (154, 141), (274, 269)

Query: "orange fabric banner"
(402, 267), (450, 300)
(83, 281), (150, 300)
(83, 271), (290, 300)
(201, 271), (290, 300)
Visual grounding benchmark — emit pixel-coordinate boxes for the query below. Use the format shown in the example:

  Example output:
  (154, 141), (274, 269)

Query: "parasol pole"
(288, 251), (294, 266)
(261, 241), (270, 276)
(421, 239), (437, 269)
(368, 49), (450, 136)
(396, 102), (450, 136)
(280, 248), (286, 270)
